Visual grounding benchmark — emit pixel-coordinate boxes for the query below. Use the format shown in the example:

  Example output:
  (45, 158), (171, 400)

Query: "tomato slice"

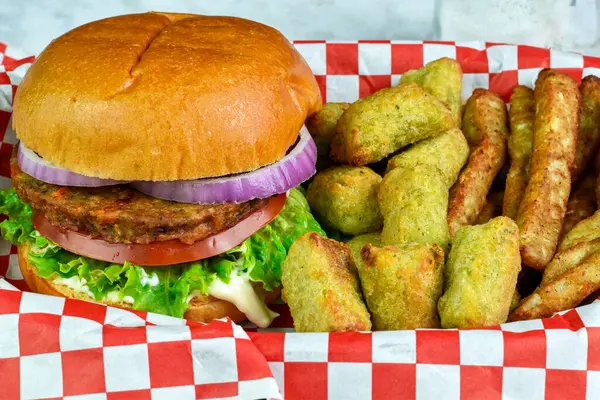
(32, 193), (287, 266)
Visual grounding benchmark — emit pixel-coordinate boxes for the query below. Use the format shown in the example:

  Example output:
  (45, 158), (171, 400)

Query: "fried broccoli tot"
(400, 57), (463, 126)
(510, 290), (521, 313)
(503, 86), (535, 220)
(438, 217), (521, 328)
(379, 164), (450, 250)
(330, 83), (456, 165)
(385, 128), (469, 187)
(518, 69), (580, 269)
(306, 102), (351, 171)
(572, 76), (600, 181)
(307, 166), (383, 236)
(447, 89), (509, 237)
(509, 250), (600, 322)
(560, 174), (597, 240)
(358, 243), (444, 330)
(281, 232), (371, 332)
(347, 232), (381, 273)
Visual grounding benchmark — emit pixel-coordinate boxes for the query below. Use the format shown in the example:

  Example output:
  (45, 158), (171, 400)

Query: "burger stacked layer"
(0, 12), (324, 327)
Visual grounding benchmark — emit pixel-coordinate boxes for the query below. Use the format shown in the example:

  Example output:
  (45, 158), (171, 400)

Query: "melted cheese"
(189, 274), (279, 328)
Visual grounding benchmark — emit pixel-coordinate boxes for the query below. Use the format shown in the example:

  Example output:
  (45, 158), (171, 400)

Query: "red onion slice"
(132, 126), (317, 204)
(17, 142), (129, 187)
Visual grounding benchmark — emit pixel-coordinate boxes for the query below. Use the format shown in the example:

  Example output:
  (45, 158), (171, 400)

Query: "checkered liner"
(1, 40), (600, 400)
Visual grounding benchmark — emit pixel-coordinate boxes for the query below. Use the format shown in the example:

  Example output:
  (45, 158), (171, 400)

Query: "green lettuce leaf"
(0, 187), (323, 318)
(0, 188), (34, 244)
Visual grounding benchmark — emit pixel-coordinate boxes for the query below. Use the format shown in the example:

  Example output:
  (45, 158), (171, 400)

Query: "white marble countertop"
(0, 0), (599, 56)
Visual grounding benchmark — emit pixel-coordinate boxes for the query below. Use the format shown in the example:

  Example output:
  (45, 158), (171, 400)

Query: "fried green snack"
(306, 102), (351, 171)
(475, 191), (504, 225)
(306, 166), (383, 236)
(475, 199), (495, 225)
(400, 57), (463, 126)
(558, 209), (600, 252)
(509, 250), (600, 322)
(447, 89), (509, 237)
(330, 83), (456, 165)
(438, 217), (521, 328)
(510, 290), (521, 313)
(347, 232), (381, 273)
(560, 174), (597, 240)
(503, 86), (535, 220)
(379, 164), (450, 250)
(359, 243), (445, 330)
(385, 128), (469, 187)
(281, 232), (371, 332)
(542, 238), (600, 285)
(572, 76), (600, 181)
(518, 70), (580, 270)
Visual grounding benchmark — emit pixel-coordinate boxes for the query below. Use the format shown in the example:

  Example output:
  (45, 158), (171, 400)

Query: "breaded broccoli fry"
(542, 238), (600, 285)
(503, 86), (535, 220)
(509, 250), (600, 322)
(558, 209), (600, 252)
(306, 102), (350, 171)
(560, 174), (597, 240)
(330, 83), (456, 165)
(518, 70), (580, 269)
(438, 217), (521, 328)
(307, 166), (383, 235)
(281, 232), (371, 332)
(379, 164), (450, 250)
(572, 76), (600, 181)
(359, 243), (444, 330)
(347, 232), (381, 273)
(447, 89), (509, 237)
(475, 199), (495, 225)
(385, 128), (469, 188)
(475, 191), (504, 225)
(400, 57), (463, 126)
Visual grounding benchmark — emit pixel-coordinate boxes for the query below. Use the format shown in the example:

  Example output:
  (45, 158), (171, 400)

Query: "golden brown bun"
(18, 243), (281, 323)
(13, 12), (322, 181)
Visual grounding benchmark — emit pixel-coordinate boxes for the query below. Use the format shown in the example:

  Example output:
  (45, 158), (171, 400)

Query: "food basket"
(1, 40), (599, 400)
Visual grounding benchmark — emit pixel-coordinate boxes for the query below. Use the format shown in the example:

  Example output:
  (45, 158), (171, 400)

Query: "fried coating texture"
(558, 209), (600, 252)
(560, 173), (597, 240)
(330, 83), (456, 165)
(475, 191), (504, 225)
(438, 217), (521, 328)
(358, 243), (444, 330)
(399, 57), (463, 126)
(379, 164), (450, 250)
(447, 89), (509, 237)
(503, 86), (535, 220)
(542, 238), (600, 285)
(347, 232), (381, 274)
(572, 76), (600, 180)
(306, 102), (350, 171)
(306, 166), (383, 235)
(385, 128), (469, 188)
(509, 250), (600, 321)
(281, 232), (371, 332)
(510, 290), (521, 313)
(517, 70), (580, 269)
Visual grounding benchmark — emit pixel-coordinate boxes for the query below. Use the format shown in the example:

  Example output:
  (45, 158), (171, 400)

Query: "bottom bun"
(17, 244), (281, 323)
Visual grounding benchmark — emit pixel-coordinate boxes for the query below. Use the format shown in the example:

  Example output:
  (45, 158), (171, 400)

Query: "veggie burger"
(0, 12), (325, 327)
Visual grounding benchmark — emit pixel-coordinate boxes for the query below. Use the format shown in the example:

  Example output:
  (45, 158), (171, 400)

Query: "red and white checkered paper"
(2, 40), (600, 400)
